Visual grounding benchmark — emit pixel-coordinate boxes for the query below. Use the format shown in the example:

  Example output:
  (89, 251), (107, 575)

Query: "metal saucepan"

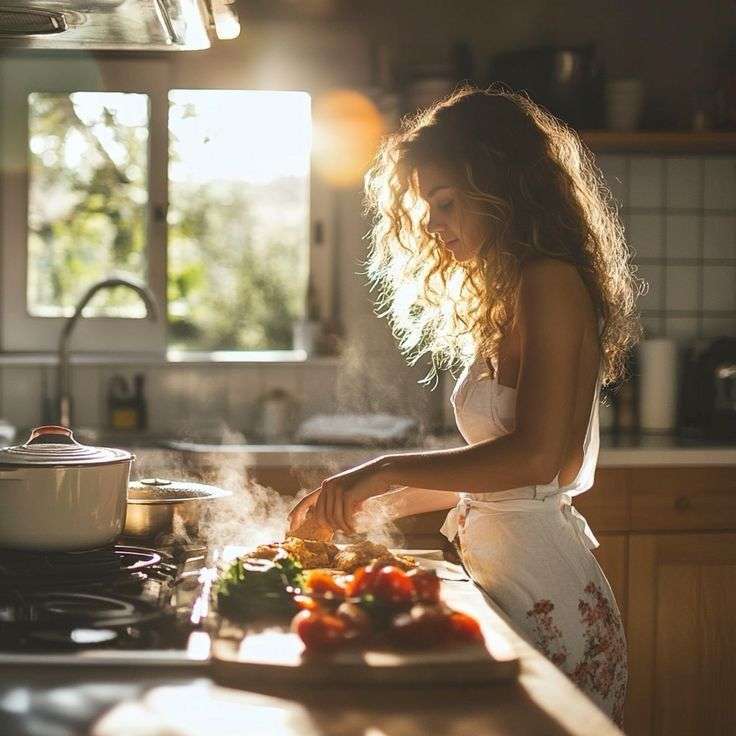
(124, 478), (232, 540)
(0, 425), (133, 551)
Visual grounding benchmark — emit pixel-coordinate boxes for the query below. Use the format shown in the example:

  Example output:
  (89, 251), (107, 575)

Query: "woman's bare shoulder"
(518, 258), (592, 332)
(521, 256), (590, 302)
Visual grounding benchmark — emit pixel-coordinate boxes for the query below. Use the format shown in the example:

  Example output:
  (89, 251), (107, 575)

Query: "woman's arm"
(376, 259), (588, 493)
(369, 485), (460, 520)
(310, 259), (592, 531)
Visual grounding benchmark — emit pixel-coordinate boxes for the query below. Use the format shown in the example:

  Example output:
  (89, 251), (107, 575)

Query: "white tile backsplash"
(629, 213), (663, 259)
(610, 154), (736, 347)
(665, 316), (699, 341)
(665, 265), (699, 311)
(226, 367), (264, 436)
(702, 316), (736, 338)
(641, 313), (664, 338)
(0, 366), (44, 429)
(665, 157), (702, 209)
(702, 266), (736, 311)
(629, 157), (664, 208)
(70, 366), (102, 429)
(704, 157), (736, 210)
(703, 214), (736, 260)
(636, 264), (664, 310)
(597, 155), (627, 206)
(665, 213), (700, 259)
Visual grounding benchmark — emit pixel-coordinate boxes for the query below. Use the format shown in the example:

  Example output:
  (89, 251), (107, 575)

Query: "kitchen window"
(0, 58), (328, 357)
(167, 89), (311, 351)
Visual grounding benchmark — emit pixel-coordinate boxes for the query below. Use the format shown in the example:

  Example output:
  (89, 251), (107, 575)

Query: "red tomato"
(388, 603), (452, 649)
(448, 612), (484, 643)
(371, 566), (415, 605)
(345, 563), (382, 598)
(407, 568), (440, 603)
(335, 601), (373, 640)
(303, 570), (346, 599)
(291, 609), (348, 650)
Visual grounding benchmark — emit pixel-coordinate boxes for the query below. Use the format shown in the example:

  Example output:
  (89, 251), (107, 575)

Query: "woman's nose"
(427, 213), (445, 234)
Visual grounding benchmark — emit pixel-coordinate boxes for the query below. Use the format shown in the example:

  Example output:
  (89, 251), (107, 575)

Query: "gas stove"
(0, 539), (215, 666)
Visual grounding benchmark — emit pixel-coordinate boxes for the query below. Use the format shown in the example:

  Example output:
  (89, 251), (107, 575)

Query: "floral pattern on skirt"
(526, 582), (627, 727)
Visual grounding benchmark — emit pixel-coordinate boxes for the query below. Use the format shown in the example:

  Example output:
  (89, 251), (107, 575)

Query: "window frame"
(0, 56), (333, 358)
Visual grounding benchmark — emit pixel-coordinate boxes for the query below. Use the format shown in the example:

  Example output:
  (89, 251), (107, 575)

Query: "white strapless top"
(450, 354), (601, 502)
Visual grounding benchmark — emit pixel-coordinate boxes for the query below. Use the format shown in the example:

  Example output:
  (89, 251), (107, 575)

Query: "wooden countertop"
(0, 576), (622, 736)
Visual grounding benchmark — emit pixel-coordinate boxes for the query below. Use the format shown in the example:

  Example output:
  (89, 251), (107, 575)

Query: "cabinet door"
(627, 533), (736, 736)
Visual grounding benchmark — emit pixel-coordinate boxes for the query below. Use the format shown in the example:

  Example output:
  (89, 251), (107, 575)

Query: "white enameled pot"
(0, 425), (133, 551)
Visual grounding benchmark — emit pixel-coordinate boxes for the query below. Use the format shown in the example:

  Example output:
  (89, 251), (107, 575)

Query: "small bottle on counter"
(107, 373), (147, 432)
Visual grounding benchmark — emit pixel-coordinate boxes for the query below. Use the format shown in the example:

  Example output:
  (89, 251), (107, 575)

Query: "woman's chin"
(450, 246), (477, 263)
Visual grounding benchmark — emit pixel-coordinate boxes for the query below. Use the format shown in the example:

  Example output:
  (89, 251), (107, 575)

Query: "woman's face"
(416, 163), (489, 263)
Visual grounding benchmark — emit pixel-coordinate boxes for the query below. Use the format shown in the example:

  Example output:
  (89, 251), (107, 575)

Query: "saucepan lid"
(0, 425), (132, 467)
(128, 477), (232, 504)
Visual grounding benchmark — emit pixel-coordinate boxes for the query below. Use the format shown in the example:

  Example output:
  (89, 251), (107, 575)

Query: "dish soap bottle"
(107, 374), (147, 431)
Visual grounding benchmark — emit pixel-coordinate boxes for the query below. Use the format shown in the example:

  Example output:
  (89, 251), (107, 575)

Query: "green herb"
(215, 555), (304, 621)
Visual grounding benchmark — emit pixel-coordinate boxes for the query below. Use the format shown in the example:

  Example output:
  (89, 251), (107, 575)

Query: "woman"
(289, 86), (640, 725)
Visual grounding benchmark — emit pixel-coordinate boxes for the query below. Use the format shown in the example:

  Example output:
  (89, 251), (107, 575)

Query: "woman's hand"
(287, 488), (321, 534)
(289, 459), (392, 535)
(314, 460), (392, 533)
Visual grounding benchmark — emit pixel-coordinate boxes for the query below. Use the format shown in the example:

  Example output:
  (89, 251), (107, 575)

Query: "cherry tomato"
(407, 568), (440, 603)
(371, 566), (415, 605)
(303, 570), (346, 599)
(388, 603), (452, 649)
(335, 601), (373, 640)
(448, 612), (484, 644)
(345, 563), (382, 598)
(291, 609), (348, 650)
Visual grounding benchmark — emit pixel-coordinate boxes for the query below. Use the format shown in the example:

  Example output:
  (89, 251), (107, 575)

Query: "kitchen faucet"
(57, 277), (159, 428)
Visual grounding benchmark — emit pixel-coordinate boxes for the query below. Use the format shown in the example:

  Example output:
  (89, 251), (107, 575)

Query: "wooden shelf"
(580, 130), (736, 153)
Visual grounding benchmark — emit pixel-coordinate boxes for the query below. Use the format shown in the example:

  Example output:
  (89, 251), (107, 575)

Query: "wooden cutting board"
(211, 560), (520, 687)
(212, 633), (519, 686)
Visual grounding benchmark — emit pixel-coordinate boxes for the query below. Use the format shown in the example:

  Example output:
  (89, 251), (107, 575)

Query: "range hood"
(0, 1), (240, 51)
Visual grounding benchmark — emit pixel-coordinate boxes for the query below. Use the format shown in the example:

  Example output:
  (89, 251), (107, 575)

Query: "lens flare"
(312, 89), (385, 187)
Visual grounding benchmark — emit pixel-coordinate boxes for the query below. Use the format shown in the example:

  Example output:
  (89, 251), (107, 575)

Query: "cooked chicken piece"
(249, 544), (281, 561)
(333, 540), (417, 573)
(289, 511), (334, 543)
(282, 536), (338, 569)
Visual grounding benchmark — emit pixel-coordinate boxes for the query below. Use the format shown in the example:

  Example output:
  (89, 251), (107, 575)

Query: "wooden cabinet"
(627, 533), (736, 736)
(576, 467), (736, 736)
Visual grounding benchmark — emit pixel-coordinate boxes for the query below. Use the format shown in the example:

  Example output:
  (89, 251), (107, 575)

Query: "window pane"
(27, 92), (149, 317)
(168, 90), (311, 351)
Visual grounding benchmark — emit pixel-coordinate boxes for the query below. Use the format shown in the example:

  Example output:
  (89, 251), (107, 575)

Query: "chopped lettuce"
(215, 555), (303, 621)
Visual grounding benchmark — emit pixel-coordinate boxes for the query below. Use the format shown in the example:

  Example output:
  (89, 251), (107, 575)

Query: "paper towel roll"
(638, 338), (678, 432)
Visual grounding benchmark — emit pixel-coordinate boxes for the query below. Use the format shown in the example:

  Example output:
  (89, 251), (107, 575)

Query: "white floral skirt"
(443, 493), (628, 727)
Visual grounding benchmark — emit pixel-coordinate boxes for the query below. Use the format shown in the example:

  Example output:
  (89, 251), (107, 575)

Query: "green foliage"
(28, 92), (308, 348)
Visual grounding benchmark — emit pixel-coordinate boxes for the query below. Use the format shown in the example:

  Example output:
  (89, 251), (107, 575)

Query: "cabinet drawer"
(572, 468), (629, 531)
(630, 467), (736, 531)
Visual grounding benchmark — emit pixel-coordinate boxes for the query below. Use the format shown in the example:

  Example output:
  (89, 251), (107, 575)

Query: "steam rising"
(130, 331), (443, 549)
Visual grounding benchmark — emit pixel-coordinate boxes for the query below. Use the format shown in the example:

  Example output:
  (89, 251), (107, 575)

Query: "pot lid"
(128, 478), (231, 504)
(0, 425), (132, 467)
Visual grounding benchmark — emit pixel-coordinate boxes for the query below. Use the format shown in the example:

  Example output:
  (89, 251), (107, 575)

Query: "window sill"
(0, 350), (341, 367)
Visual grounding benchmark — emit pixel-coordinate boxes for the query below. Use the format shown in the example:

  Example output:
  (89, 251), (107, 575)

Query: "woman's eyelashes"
(436, 199), (455, 212)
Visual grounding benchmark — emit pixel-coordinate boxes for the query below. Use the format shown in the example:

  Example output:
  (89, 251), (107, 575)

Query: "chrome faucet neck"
(57, 277), (158, 427)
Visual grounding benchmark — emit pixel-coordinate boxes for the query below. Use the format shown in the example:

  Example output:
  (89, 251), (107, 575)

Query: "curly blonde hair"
(363, 85), (642, 387)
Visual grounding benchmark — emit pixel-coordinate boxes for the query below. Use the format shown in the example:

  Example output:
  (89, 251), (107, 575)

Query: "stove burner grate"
(0, 591), (175, 651)
(0, 544), (172, 591)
